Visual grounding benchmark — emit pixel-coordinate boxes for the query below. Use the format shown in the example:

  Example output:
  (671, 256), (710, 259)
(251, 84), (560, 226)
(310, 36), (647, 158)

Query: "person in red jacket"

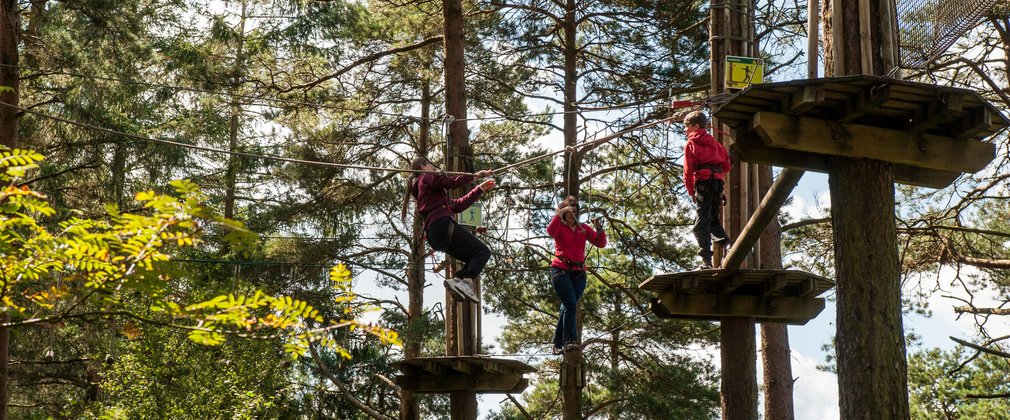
(402, 156), (495, 302)
(547, 195), (606, 354)
(683, 110), (731, 269)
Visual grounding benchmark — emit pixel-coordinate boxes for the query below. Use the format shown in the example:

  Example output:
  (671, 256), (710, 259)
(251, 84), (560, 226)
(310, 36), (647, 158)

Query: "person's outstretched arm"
(450, 178), (495, 212)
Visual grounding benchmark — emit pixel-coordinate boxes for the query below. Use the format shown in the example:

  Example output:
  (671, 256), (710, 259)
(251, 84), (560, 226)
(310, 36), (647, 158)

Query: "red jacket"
(547, 214), (606, 271)
(412, 173), (484, 230)
(683, 128), (731, 197)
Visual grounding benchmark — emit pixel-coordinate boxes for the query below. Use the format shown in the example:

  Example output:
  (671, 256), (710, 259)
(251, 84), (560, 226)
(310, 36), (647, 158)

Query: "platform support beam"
(721, 168), (804, 272)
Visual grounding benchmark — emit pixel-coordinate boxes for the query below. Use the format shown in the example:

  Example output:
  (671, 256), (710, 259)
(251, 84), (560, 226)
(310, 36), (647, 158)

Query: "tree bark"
(561, 1), (583, 419)
(0, 1), (17, 418)
(759, 164), (794, 420)
(442, 0), (477, 417)
(0, 0), (17, 149)
(224, 0), (248, 220)
(720, 318), (756, 420)
(711, 1), (759, 419)
(399, 56), (433, 420)
(829, 158), (908, 419)
(825, 1), (910, 418)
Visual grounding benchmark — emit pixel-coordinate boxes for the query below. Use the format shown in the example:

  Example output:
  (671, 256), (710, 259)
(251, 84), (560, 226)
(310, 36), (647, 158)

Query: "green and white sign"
(458, 203), (482, 227)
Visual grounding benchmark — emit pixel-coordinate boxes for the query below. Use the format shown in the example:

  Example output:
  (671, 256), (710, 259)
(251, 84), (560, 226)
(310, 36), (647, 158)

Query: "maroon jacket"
(684, 128), (731, 197)
(547, 214), (606, 271)
(412, 172), (484, 230)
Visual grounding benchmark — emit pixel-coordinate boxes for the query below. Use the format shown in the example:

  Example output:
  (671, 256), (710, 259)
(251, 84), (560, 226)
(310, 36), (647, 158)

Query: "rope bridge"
(895, 0), (1001, 68)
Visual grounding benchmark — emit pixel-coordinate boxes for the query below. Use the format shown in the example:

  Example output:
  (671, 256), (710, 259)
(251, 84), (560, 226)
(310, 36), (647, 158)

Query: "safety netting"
(894, 0), (1001, 68)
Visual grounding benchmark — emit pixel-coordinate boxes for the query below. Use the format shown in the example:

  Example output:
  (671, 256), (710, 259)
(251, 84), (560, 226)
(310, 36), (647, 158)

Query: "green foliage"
(88, 327), (296, 420)
(0, 147), (399, 359)
(908, 347), (1010, 419)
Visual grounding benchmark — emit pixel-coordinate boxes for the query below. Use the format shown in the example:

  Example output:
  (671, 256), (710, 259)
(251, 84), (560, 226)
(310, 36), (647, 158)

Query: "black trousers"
(693, 178), (729, 260)
(426, 216), (491, 279)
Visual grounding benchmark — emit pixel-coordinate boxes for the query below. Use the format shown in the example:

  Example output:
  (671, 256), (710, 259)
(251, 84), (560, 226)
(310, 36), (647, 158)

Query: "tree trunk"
(224, 0), (248, 220)
(608, 296), (621, 420)
(711, 1), (759, 419)
(720, 319), (757, 420)
(824, 2), (909, 418)
(0, 1), (17, 418)
(829, 159), (908, 419)
(399, 62), (433, 420)
(759, 166), (794, 420)
(560, 1), (583, 418)
(442, 0), (477, 417)
(0, 0), (17, 149)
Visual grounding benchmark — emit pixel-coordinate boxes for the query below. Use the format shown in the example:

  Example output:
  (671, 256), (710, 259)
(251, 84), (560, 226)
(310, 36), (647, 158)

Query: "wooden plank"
(421, 360), (445, 374)
(396, 372), (528, 394)
(762, 274), (790, 296)
(797, 278), (820, 298)
(656, 292), (826, 325)
(786, 85), (827, 115)
(719, 272), (747, 294)
(452, 359), (472, 374)
(752, 111), (996, 173)
(731, 131), (961, 188)
(954, 108), (998, 141)
(909, 94), (966, 134)
(835, 85), (890, 123)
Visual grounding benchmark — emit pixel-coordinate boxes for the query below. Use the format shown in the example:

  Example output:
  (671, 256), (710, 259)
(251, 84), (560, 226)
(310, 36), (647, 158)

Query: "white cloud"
(791, 351), (839, 420)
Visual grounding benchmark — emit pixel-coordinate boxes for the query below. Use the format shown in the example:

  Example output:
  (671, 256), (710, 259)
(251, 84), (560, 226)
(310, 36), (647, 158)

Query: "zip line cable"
(0, 101), (472, 176)
(2, 101), (677, 179)
(4, 63), (678, 123)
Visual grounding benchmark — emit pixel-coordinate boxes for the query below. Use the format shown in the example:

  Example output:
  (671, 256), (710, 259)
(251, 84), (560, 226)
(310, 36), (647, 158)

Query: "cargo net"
(895, 0), (1000, 68)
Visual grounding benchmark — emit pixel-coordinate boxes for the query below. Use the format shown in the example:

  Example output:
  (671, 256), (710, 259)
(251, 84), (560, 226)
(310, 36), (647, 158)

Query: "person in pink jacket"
(547, 195), (606, 354)
(402, 156), (495, 303)
(682, 110), (731, 269)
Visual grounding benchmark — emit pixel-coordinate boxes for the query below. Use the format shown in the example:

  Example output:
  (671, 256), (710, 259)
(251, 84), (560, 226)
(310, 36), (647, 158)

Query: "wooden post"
(711, 1), (758, 419)
(825, 2), (910, 418)
(443, 0), (477, 417)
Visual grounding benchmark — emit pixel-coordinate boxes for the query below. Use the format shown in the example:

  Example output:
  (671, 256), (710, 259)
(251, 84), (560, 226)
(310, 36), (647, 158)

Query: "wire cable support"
(5, 63), (680, 123)
(2, 101), (676, 179)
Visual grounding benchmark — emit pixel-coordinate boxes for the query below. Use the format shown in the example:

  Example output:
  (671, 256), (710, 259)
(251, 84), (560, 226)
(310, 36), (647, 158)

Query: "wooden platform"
(712, 75), (1009, 188)
(392, 356), (536, 394)
(640, 269), (834, 324)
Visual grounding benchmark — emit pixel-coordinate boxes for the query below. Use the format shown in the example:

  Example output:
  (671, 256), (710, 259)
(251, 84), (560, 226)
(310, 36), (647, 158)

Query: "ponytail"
(401, 157), (430, 221)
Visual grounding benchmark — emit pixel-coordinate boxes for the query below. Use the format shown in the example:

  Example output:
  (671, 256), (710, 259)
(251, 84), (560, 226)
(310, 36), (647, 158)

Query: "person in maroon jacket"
(402, 156), (495, 302)
(547, 195), (606, 354)
(683, 110), (731, 269)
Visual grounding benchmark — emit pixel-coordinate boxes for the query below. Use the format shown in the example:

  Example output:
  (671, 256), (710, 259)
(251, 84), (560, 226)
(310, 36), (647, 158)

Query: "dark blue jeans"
(552, 267), (587, 348)
(693, 178), (729, 260)
(426, 217), (491, 279)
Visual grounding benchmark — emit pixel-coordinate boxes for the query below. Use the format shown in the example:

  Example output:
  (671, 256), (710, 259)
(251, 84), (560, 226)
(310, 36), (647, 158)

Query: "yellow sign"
(458, 203), (482, 227)
(725, 55), (764, 89)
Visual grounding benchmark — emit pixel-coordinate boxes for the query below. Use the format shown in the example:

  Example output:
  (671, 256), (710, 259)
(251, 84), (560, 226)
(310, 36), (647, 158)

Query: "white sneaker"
(444, 278), (465, 301)
(456, 278), (480, 302)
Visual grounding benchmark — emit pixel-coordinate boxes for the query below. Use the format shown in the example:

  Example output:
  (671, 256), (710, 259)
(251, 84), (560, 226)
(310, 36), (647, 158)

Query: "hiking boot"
(563, 341), (581, 352)
(552, 345), (565, 355)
